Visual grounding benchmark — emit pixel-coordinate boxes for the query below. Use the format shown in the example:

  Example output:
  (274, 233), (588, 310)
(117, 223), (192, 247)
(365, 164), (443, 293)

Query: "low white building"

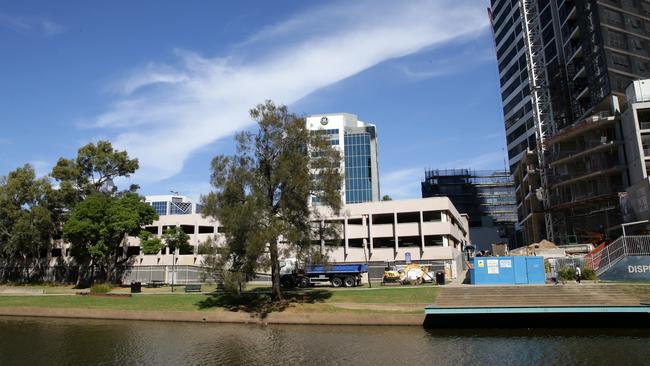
(123, 195), (469, 282)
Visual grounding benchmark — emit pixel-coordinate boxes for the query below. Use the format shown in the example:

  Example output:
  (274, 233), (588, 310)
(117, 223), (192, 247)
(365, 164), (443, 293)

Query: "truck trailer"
(280, 259), (368, 288)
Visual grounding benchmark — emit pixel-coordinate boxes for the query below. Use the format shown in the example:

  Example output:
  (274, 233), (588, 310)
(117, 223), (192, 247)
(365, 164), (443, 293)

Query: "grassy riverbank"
(0, 285), (440, 315)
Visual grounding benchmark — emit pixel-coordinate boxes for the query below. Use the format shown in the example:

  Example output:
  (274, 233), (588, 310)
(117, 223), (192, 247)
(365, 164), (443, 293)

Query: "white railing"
(586, 235), (650, 275)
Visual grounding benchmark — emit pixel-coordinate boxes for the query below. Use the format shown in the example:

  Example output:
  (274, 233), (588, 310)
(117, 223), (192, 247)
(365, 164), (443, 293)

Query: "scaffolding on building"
(519, 0), (555, 242)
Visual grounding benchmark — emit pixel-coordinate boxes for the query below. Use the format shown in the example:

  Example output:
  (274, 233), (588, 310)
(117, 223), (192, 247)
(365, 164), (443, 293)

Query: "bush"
(221, 271), (246, 296)
(557, 267), (597, 281)
(197, 238), (216, 255)
(90, 284), (113, 293)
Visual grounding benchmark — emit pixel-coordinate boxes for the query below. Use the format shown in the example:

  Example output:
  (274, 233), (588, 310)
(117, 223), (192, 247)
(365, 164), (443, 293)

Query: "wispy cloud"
(399, 42), (495, 80)
(438, 151), (507, 170)
(0, 12), (63, 36)
(381, 167), (424, 200)
(93, 0), (489, 184)
(29, 160), (52, 178)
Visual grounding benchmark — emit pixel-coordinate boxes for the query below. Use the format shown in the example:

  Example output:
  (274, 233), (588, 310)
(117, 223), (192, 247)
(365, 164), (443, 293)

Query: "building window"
(170, 201), (192, 215)
(344, 132), (373, 204)
(151, 201), (167, 216)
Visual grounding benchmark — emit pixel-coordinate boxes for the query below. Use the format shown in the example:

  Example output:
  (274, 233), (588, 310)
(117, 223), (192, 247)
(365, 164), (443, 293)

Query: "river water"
(1, 316), (649, 365)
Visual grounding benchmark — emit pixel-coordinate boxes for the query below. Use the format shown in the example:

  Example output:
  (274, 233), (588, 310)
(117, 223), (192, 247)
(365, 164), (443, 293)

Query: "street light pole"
(171, 247), (175, 293)
(362, 214), (371, 288)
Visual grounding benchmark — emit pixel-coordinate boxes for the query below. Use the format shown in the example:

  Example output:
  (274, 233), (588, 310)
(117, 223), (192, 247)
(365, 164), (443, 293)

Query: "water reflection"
(0, 317), (648, 365)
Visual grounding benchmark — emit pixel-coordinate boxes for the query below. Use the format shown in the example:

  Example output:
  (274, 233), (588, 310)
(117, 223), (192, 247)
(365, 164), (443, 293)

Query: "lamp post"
(362, 214), (372, 288)
(171, 247), (176, 293)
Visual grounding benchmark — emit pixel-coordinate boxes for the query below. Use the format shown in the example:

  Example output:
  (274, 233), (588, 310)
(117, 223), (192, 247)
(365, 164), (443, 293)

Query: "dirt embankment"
(0, 306), (424, 326)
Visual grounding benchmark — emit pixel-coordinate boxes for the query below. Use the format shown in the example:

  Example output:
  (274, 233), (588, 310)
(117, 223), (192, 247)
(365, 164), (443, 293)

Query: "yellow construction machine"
(382, 262), (435, 285)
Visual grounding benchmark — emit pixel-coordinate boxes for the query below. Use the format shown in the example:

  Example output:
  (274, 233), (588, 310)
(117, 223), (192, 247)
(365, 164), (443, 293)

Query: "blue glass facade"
(151, 201), (167, 216)
(170, 201), (193, 215)
(344, 132), (373, 203)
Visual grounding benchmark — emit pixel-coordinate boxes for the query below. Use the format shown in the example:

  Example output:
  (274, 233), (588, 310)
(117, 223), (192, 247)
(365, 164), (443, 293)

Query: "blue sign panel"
(599, 256), (650, 282)
(405, 252), (411, 264)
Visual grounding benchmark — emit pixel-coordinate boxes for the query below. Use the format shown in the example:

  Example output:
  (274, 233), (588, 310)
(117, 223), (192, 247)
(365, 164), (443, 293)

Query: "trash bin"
(130, 282), (141, 293)
(435, 271), (445, 285)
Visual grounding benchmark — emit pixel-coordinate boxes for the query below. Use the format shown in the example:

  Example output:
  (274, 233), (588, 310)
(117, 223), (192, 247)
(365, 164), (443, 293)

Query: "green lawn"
(318, 286), (439, 304)
(0, 285), (439, 313)
(0, 293), (211, 311)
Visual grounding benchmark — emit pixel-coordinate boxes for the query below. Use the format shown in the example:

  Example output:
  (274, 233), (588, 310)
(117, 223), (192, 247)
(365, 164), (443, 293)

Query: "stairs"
(434, 284), (641, 307)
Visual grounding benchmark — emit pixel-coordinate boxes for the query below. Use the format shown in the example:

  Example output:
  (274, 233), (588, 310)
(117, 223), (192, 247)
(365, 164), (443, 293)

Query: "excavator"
(382, 262), (435, 285)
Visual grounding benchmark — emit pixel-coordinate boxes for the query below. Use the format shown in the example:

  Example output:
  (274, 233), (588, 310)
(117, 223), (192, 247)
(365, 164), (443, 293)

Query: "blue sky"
(0, 0), (505, 201)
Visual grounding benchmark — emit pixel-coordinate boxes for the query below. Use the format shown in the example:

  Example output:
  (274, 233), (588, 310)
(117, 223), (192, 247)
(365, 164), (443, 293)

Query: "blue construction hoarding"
(470, 256), (545, 285)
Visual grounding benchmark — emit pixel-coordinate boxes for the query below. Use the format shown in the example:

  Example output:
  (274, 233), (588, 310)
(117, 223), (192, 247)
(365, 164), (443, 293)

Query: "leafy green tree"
(162, 226), (192, 255)
(63, 193), (157, 283)
(51, 140), (139, 204)
(202, 101), (342, 300)
(139, 231), (164, 255)
(51, 140), (142, 283)
(381, 195), (392, 201)
(0, 165), (55, 281)
(197, 237), (217, 255)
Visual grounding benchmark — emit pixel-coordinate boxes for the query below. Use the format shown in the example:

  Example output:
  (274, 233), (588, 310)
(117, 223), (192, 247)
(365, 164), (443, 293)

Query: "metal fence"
(367, 259), (451, 282)
(0, 265), (208, 285)
(585, 235), (650, 275)
(121, 265), (204, 285)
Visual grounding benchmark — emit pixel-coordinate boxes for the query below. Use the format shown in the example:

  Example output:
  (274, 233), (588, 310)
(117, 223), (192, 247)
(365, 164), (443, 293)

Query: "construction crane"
(519, 0), (555, 243)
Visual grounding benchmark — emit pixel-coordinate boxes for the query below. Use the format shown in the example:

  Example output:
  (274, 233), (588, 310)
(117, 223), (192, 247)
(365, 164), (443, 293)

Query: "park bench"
(146, 280), (164, 288)
(184, 284), (202, 292)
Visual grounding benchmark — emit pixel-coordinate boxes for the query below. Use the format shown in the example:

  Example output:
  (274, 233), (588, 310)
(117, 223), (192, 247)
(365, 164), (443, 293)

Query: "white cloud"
(94, 0), (489, 184)
(29, 160), (52, 178)
(0, 13), (63, 36)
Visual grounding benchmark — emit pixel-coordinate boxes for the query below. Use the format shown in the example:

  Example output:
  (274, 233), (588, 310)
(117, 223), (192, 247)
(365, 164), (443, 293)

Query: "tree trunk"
(269, 238), (283, 301)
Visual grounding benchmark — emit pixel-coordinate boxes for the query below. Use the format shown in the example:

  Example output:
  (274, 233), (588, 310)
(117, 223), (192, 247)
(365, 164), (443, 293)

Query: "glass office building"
(306, 113), (380, 204)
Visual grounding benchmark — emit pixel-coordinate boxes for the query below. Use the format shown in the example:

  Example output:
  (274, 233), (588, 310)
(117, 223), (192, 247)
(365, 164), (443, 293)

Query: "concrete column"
(419, 211), (425, 256)
(320, 219), (325, 254)
(367, 214), (373, 252)
(442, 235), (449, 247)
(344, 217), (349, 256)
(393, 212), (398, 255)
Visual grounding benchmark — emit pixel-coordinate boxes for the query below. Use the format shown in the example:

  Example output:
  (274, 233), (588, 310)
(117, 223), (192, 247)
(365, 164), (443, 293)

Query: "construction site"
(492, 0), (650, 247)
(421, 169), (518, 249)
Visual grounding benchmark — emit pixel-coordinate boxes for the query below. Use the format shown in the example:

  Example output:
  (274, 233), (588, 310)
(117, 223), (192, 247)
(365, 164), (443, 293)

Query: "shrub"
(90, 284), (113, 293)
(582, 268), (597, 280)
(221, 270), (246, 296)
(197, 238), (216, 255)
(557, 267), (597, 281)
